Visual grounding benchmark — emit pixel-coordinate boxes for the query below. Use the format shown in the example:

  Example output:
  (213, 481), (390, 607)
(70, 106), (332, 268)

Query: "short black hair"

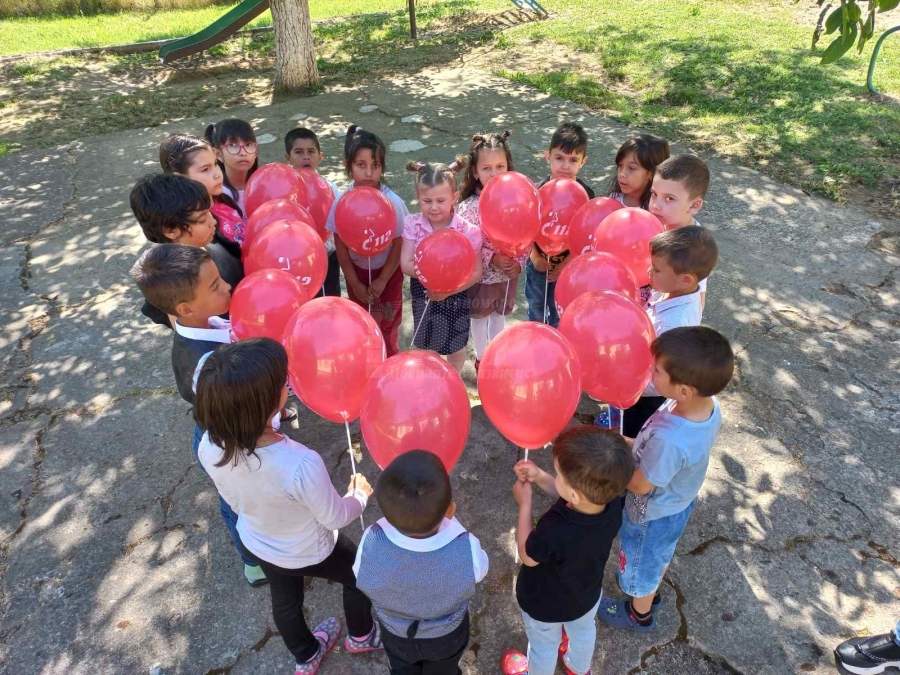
(375, 450), (452, 536)
(552, 426), (634, 505)
(129, 173), (211, 244)
(549, 122), (588, 156)
(129, 243), (211, 315)
(651, 326), (735, 397)
(285, 127), (321, 154)
(649, 226), (718, 281)
(655, 153), (710, 200)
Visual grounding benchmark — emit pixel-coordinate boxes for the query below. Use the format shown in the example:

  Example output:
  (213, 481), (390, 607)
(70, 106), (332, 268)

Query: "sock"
(626, 600), (653, 626)
(350, 624), (375, 642)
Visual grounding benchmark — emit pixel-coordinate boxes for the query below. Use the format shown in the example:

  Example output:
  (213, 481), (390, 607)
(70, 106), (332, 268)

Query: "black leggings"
(243, 532), (374, 663)
(622, 396), (666, 439)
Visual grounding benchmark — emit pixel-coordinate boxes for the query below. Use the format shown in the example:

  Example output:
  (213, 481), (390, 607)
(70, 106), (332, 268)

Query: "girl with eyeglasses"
(205, 118), (260, 217)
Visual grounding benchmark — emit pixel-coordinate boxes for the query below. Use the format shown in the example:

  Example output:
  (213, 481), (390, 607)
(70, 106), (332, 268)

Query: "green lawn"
(492, 0), (900, 201)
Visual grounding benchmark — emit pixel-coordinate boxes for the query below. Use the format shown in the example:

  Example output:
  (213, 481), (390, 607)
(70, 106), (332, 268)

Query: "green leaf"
(877, 0), (900, 11)
(858, 10), (875, 51)
(820, 22), (859, 64)
(824, 6), (844, 33)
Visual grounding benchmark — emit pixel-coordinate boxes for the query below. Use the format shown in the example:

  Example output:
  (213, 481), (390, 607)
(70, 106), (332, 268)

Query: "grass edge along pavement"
(1, 0), (899, 208)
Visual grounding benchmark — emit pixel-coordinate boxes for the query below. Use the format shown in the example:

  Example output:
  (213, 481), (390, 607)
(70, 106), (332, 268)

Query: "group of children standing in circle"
(127, 115), (731, 675)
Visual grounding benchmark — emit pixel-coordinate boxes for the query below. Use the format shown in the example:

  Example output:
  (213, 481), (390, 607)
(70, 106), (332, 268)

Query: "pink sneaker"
(501, 648), (529, 675)
(293, 617), (341, 675)
(343, 623), (383, 654)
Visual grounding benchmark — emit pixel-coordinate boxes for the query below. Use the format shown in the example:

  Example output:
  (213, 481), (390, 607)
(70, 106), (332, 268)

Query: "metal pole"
(867, 25), (900, 95)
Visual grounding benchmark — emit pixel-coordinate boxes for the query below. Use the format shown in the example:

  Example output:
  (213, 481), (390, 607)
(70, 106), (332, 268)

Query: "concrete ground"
(0, 65), (898, 675)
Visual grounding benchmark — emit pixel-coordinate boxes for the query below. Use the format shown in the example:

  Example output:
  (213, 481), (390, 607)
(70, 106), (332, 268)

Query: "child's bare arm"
(515, 460), (559, 499)
(513, 480), (539, 567)
(399, 238), (417, 278)
(335, 236), (366, 298)
(627, 467), (655, 495)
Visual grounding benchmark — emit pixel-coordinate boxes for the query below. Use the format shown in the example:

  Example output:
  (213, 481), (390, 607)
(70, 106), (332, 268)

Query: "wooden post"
(408, 0), (417, 40)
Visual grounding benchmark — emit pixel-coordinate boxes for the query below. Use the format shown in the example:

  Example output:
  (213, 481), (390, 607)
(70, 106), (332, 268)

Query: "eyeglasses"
(223, 141), (258, 155)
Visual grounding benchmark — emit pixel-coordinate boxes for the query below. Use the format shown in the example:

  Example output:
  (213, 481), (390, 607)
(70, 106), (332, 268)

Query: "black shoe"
(834, 631), (900, 674)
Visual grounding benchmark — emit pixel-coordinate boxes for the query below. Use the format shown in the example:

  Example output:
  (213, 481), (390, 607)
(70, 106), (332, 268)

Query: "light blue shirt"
(626, 398), (722, 522)
(325, 182), (408, 269)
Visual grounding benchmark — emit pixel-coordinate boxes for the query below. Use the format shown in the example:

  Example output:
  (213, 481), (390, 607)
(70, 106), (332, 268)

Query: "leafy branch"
(807, 0), (899, 63)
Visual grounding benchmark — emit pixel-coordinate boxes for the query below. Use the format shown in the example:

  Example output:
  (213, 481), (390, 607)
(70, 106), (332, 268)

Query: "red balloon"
(414, 229), (476, 294)
(298, 168), (336, 243)
(568, 197), (624, 257)
(360, 351), (471, 472)
(558, 290), (655, 409)
(334, 186), (396, 257)
(592, 207), (664, 287)
(536, 179), (589, 256)
(477, 322), (581, 449)
(554, 251), (639, 315)
(283, 297), (385, 423)
(244, 164), (310, 217)
(231, 269), (310, 341)
(244, 220), (327, 296)
(244, 199), (315, 249)
(479, 172), (540, 257)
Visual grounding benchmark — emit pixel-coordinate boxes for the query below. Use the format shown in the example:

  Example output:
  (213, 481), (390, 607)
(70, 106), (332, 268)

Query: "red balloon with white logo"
(243, 163), (310, 217)
(244, 220), (327, 297)
(554, 251), (639, 315)
(360, 350), (471, 472)
(334, 186), (396, 258)
(567, 197), (624, 257)
(557, 290), (655, 409)
(244, 199), (316, 249)
(592, 207), (665, 287)
(298, 168), (336, 242)
(478, 172), (540, 257)
(414, 229), (476, 294)
(536, 178), (589, 256)
(231, 269), (310, 341)
(283, 297), (385, 423)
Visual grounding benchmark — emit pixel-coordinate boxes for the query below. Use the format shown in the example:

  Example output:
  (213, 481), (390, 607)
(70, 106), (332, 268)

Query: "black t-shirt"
(534, 176), (595, 266)
(516, 496), (623, 622)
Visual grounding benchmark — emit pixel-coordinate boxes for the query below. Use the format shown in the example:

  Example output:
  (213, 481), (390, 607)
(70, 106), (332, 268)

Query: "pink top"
(211, 201), (246, 246)
(457, 194), (530, 285)
(402, 212), (483, 252)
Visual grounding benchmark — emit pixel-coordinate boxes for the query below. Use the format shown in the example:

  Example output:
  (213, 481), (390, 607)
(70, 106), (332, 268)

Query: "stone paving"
(0, 66), (898, 675)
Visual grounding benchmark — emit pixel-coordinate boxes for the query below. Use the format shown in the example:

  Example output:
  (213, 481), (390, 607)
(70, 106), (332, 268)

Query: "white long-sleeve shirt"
(198, 434), (367, 569)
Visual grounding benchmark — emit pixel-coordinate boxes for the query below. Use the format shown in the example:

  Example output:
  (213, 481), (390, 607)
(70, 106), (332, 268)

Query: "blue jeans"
(524, 259), (559, 328)
(192, 424), (257, 567)
(895, 620), (900, 645)
(521, 596), (602, 675)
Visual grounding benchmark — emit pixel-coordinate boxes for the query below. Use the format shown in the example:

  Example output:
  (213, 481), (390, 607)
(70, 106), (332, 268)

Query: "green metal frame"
(158, 0), (270, 65)
(867, 24), (900, 94)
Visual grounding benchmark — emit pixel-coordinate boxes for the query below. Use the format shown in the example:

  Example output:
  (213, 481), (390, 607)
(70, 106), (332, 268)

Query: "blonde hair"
(405, 156), (467, 193)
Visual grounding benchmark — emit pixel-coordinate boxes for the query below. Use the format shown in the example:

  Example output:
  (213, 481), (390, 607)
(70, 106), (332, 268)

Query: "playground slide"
(158, 0), (270, 65)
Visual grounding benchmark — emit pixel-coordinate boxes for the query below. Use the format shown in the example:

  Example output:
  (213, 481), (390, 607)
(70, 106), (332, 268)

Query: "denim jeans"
(191, 424), (256, 567)
(524, 259), (559, 328)
(521, 596), (602, 675)
(895, 619), (900, 646)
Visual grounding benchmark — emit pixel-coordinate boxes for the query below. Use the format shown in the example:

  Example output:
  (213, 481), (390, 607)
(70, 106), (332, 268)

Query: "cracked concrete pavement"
(0, 66), (898, 675)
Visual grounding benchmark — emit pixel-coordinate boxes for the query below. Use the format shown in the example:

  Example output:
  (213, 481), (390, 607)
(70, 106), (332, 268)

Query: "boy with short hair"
(353, 450), (489, 675)
(649, 153), (712, 308)
(129, 173), (243, 328)
(284, 127), (342, 297)
(526, 122), (596, 328)
(129, 243), (266, 587)
(502, 426), (634, 675)
(600, 327), (735, 632)
(621, 226), (719, 438)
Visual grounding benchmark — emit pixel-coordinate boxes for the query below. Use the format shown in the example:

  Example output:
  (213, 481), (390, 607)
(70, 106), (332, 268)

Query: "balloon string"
(542, 255), (550, 324)
(524, 448), (529, 462)
(344, 419), (365, 532)
(411, 297), (430, 347)
(367, 259), (372, 315)
(619, 409), (624, 436)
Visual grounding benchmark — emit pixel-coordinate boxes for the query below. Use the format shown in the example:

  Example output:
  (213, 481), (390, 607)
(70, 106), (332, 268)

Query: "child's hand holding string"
(514, 459), (540, 484)
(367, 277), (387, 302)
(349, 474), (374, 498)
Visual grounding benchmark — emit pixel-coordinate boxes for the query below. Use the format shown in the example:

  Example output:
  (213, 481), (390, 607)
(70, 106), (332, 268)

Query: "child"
(400, 160), (483, 374)
(502, 426), (634, 675)
(285, 127), (342, 297)
(159, 134), (246, 248)
(354, 450), (488, 675)
(649, 153), (712, 309)
(526, 122), (595, 328)
(621, 226), (719, 438)
(205, 118), (259, 215)
(129, 173), (243, 329)
(129, 243), (265, 587)
(195, 338), (382, 674)
(457, 131), (528, 372)
(599, 327), (735, 632)
(325, 125), (408, 356)
(605, 134), (670, 208)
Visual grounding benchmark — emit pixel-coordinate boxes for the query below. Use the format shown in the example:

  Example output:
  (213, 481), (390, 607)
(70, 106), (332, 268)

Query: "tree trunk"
(269, 0), (320, 92)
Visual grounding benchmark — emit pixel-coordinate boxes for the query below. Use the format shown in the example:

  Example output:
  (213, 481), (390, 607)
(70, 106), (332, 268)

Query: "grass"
(487, 0), (900, 202)
(0, 0), (231, 20)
